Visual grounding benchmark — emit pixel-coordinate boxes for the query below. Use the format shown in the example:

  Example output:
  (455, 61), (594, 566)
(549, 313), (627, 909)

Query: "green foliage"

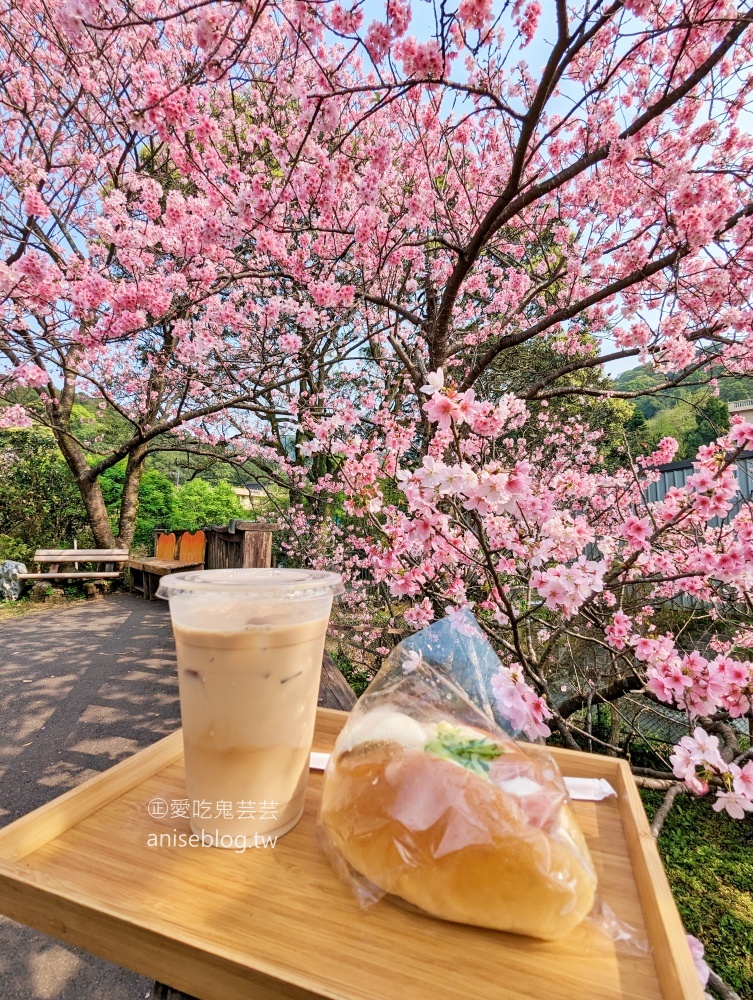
(8, 415), (250, 552)
(69, 398), (134, 454)
(170, 478), (246, 531)
(681, 396), (730, 460)
(614, 365), (670, 419)
(477, 337), (648, 465)
(137, 469), (175, 543)
(0, 429), (90, 550)
(646, 400), (697, 443)
(641, 790), (753, 997)
(99, 465), (175, 547)
(330, 648), (372, 696)
(622, 404), (655, 458)
(616, 364), (753, 459)
(0, 534), (34, 564)
(99, 464), (125, 508)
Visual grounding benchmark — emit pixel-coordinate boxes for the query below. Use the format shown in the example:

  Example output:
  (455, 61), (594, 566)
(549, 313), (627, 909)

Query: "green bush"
(680, 396), (731, 460)
(330, 648), (371, 696)
(97, 466), (247, 545)
(0, 429), (90, 550)
(0, 534), (34, 564)
(135, 470), (175, 546)
(171, 479), (246, 531)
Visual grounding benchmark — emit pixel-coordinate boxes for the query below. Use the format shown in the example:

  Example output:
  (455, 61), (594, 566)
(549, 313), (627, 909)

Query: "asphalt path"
(0, 594), (182, 1000)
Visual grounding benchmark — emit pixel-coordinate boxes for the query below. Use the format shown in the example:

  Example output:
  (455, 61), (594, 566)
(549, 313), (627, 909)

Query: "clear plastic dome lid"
(156, 568), (344, 601)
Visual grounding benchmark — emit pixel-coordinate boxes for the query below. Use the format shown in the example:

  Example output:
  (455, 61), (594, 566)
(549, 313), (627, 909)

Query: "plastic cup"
(157, 568), (343, 847)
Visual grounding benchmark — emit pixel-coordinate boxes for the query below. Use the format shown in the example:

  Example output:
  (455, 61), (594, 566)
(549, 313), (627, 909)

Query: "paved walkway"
(0, 594), (181, 1000)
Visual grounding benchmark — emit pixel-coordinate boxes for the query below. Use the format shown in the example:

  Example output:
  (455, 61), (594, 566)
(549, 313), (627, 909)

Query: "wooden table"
(0, 663), (700, 1000)
(125, 558), (205, 600)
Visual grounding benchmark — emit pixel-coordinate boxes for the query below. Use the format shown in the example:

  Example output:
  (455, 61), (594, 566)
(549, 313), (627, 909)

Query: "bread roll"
(320, 712), (597, 940)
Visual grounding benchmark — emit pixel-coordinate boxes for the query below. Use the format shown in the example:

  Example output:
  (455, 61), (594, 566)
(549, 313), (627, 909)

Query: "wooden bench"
(126, 530), (206, 599)
(18, 549), (128, 582)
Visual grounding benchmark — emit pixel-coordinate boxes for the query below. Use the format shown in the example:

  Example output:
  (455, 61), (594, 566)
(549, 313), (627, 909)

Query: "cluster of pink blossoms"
(457, 0), (492, 31)
(604, 609), (632, 650)
(490, 664), (553, 740)
(671, 729), (753, 819)
(355, 376), (753, 819)
(530, 559), (606, 618)
(643, 645), (752, 719)
(620, 515), (652, 552)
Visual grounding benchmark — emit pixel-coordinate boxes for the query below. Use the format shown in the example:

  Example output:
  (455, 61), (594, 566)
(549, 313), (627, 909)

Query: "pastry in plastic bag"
(319, 628), (597, 940)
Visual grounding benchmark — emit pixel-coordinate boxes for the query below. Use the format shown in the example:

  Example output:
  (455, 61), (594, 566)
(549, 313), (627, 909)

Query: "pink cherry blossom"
(731, 762), (753, 799)
(420, 369), (444, 395)
(713, 791), (753, 820)
(491, 664), (552, 739)
(422, 393), (460, 430)
(620, 515), (652, 551)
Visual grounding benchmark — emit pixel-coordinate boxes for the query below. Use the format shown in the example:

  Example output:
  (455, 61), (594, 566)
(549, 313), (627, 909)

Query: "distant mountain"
(614, 365), (753, 420)
(614, 365), (753, 459)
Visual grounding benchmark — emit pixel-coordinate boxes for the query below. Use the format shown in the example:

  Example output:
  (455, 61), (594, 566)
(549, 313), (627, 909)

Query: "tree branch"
(434, 14), (753, 370)
(650, 783), (686, 837)
(708, 969), (743, 1000)
(558, 673), (644, 718)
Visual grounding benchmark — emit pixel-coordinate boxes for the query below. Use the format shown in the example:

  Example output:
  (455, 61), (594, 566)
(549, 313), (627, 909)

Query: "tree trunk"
(77, 473), (116, 548)
(117, 445), (147, 547)
(49, 419), (115, 547)
(44, 366), (116, 549)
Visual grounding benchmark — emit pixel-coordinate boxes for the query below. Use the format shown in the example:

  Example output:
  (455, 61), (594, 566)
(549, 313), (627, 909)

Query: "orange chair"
(126, 530), (206, 599)
(155, 532), (177, 560)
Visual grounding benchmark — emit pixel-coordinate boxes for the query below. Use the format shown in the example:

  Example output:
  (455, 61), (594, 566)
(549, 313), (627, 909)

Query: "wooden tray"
(0, 708), (701, 1000)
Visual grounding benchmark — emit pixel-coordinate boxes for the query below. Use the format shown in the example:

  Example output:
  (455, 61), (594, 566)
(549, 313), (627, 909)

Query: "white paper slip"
(309, 751), (331, 771)
(564, 777), (616, 801)
(309, 752), (617, 800)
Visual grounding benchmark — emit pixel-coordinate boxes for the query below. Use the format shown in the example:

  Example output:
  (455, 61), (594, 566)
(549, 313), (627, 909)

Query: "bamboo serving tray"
(0, 708), (701, 1000)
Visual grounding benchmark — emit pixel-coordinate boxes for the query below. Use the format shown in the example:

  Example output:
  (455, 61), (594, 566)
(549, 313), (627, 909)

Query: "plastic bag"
(379, 609), (539, 736)
(318, 612), (599, 941)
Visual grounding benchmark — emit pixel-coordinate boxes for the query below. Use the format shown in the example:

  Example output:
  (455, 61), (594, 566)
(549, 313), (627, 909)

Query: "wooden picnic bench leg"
(152, 982), (199, 1000)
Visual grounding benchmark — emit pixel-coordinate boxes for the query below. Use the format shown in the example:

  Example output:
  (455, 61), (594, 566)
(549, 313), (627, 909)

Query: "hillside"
(614, 365), (753, 460)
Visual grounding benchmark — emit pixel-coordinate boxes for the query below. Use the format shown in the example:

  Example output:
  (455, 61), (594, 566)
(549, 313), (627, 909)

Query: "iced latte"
(158, 569), (343, 847)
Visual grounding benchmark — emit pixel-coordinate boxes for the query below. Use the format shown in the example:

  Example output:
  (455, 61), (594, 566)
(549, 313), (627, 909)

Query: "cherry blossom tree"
(2, 0), (753, 845)
(242, 0), (753, 824)
(2, 4), (753, 993)
(0, 0), (341, 544)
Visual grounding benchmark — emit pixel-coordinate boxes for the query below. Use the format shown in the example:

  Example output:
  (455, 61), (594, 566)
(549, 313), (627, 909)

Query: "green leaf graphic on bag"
(424, 722), (504, 778)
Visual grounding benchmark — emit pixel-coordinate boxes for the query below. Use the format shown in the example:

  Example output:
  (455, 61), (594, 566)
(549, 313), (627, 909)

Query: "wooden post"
(204, 522), (277, 571)
(241, 525), (273, 569)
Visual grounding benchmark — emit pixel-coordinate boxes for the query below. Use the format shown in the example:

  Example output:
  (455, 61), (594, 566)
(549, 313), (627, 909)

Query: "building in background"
(232, 483), (265, 510)
(729, 399), (753, 425)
